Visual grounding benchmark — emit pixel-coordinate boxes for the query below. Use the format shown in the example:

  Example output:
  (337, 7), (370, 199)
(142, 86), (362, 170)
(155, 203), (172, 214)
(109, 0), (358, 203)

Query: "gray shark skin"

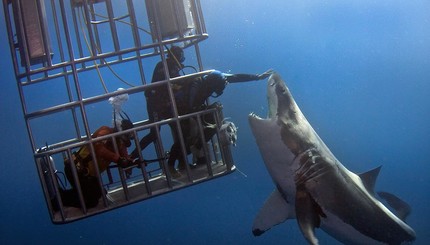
(248, 73), (416, 245)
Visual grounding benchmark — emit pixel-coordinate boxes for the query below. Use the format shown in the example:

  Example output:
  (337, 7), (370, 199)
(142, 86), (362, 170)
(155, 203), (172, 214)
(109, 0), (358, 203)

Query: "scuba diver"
(167, 69), (273, 176)
(56, 116), (134, 209)
(129, 44), (273, 177)
(130, 45), (185, 160)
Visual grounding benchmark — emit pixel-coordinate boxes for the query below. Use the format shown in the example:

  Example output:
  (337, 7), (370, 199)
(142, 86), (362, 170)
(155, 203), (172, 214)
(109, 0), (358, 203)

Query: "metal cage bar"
(3, 0), (235, 224)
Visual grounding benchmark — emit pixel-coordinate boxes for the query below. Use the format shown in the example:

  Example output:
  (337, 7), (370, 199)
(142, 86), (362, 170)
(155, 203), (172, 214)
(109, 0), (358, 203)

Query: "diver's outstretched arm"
(226, 69), (274, 83)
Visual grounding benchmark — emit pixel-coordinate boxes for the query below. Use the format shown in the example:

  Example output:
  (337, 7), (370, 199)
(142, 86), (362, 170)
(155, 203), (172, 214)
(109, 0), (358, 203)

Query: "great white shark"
(248, 73), (416, 244)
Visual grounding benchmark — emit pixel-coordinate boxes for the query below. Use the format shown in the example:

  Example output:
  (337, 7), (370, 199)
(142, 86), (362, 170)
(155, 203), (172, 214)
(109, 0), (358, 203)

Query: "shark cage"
(3, 0), (236, 224)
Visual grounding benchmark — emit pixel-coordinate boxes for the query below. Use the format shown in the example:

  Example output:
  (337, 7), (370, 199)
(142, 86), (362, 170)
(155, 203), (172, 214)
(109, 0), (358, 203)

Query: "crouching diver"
(167, 69), (273, 176)
(55, 115), (135, 210)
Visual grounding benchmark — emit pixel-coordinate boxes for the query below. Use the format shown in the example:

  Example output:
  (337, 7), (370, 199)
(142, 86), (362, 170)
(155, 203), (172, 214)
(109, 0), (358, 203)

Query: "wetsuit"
(167, 71), (263, 168)
(130, 58), (183, 159)
(60, 126), (131, 209)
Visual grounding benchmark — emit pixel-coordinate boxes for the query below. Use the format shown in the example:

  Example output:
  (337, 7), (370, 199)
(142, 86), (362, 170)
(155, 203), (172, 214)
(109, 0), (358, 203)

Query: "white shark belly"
(249, 116), (297, 200)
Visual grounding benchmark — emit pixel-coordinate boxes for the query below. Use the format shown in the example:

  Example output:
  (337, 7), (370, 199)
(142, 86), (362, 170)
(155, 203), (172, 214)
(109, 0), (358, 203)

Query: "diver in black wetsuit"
(167, 69), (273, 175)
(130, 46), (185, 159)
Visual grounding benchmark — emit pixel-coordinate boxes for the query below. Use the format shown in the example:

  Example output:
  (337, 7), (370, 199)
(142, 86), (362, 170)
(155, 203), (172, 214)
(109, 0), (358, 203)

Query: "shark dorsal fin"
(358, 166), (382, 194)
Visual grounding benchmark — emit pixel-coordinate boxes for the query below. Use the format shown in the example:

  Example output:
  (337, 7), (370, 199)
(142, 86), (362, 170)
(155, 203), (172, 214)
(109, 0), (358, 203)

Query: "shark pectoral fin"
(378, 191), (412, 221)
(252, 189), (294, 236)
(295, 187), (322, 245)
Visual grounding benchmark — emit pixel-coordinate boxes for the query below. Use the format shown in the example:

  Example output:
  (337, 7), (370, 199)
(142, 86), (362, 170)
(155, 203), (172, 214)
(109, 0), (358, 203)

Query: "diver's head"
(168, 46), (185, 63)
(120, 119), (133, 131)
(118, 119), (134, 147)
(203, 70), (227, 97)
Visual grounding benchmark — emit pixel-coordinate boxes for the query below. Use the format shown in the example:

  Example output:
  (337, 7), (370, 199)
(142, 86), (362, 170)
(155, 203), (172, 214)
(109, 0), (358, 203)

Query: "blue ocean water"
(1, 0), (429, 244)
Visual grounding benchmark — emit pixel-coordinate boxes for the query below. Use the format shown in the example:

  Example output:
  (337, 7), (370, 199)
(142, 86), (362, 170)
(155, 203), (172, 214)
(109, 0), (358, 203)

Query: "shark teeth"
(249, 112), (262, 119)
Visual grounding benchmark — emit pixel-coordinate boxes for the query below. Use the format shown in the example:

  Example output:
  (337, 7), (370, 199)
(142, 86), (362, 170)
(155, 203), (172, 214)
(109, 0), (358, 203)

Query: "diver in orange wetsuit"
(59, 119), (134, 209)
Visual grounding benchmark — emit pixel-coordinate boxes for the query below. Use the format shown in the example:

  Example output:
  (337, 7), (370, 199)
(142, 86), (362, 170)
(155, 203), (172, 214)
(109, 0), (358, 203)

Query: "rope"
(108, 156), (168, 169)
(78, 7), (109, 93)
(89, 9), (189, 79)
(79, 7), (194, 90)
(90, 11), (152, 36)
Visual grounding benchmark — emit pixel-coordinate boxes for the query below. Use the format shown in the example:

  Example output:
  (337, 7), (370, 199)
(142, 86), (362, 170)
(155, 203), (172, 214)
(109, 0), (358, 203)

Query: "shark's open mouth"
(248, 73), (280, 122)
(248, 113), (264, 134)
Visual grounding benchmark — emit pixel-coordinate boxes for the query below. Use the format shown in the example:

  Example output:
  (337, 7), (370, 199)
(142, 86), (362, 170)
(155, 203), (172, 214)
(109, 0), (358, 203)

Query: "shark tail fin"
(378, 191), (411, 221)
